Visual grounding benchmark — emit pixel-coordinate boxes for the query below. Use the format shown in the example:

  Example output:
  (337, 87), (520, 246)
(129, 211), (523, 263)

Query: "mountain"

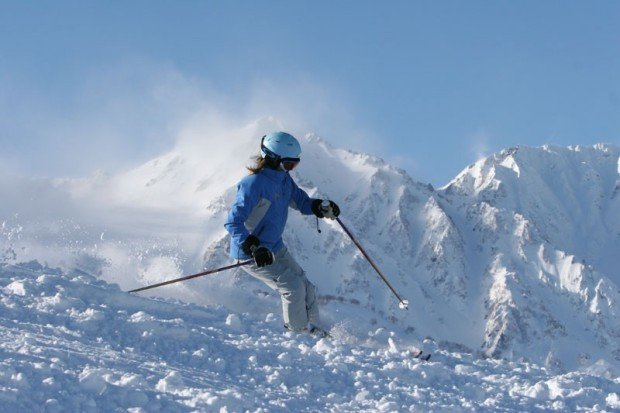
(1, 120), (619, 373)
(440, 144), (620, 366)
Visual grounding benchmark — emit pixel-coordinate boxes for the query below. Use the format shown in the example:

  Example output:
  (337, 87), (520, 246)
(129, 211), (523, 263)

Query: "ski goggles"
(281, 158), (300, 171)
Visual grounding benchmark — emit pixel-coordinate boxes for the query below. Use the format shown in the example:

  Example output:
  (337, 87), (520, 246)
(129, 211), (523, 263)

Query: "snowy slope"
(1, 118), (619, 387)
(2, 262), (619, 412)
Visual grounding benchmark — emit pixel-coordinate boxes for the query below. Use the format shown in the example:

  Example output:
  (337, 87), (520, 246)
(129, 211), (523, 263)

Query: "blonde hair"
(247, 155), (268, 174)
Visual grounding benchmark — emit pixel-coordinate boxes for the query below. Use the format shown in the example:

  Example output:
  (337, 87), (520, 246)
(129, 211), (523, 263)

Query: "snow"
(1, 118), (619, 410)
(1, 262), (618, 412)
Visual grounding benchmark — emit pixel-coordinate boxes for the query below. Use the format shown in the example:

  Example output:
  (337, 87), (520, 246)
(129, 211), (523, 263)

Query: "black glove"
(241, 235), (260, 256)
(252, 246), (274, 267)
(311, 199), (340, 220)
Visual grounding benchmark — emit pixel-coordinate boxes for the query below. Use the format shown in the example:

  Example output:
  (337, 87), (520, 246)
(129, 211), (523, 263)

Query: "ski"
(308, 325), (331, 339)
(411, 349), (432, 361)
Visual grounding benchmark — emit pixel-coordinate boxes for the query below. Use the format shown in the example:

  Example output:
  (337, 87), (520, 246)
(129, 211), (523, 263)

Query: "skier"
(224, 132), (340, 338)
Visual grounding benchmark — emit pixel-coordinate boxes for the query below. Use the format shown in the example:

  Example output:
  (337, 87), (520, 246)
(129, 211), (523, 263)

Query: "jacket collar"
(259, 167), (289, 183)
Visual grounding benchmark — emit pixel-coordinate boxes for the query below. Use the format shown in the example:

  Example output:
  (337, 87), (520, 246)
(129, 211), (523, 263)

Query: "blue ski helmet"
(261, 132), (302, 162)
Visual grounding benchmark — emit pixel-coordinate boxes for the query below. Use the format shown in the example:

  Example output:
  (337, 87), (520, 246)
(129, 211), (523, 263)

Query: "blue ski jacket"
(224, 168), (315, 259)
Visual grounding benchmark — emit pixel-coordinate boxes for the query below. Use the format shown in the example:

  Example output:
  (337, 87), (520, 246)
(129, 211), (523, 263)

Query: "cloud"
(469, 129), (492, 161)
(1, 57), (381, 179)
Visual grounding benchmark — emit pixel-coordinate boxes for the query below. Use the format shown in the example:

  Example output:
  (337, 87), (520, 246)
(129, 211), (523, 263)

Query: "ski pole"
(128, 260), (253, 293)
(336, 217), (409, 310)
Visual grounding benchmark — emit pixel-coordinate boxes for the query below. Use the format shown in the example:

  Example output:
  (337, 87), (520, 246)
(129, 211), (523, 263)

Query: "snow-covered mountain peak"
(444, 144), (620, 259)
(446, 144), (619, 198)
(434, 144), (620, 366)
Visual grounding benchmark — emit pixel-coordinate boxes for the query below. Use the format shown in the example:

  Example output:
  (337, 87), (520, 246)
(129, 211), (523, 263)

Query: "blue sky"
(1, 1), (619, 185)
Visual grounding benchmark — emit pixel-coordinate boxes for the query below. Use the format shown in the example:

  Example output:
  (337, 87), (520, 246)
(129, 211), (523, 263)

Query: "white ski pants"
(242, 247), (320, 331)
